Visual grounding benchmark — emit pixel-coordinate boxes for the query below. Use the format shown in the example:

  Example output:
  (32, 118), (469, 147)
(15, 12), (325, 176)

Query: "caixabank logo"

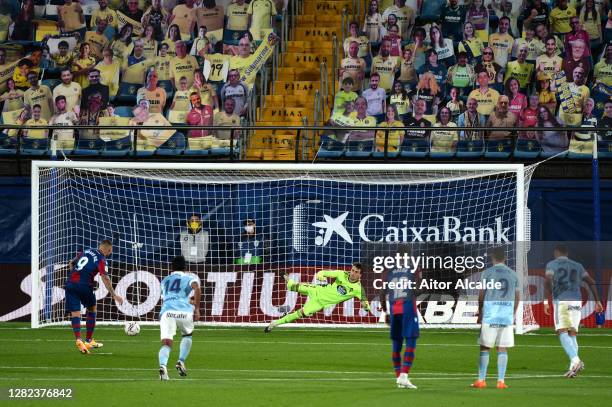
(292, 207), (513, 253)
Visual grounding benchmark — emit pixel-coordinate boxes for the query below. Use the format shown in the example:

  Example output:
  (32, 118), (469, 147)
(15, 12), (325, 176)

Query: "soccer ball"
(124, 321), (140, 336)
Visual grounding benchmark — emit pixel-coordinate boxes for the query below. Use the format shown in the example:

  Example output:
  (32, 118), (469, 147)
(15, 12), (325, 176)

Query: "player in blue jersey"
(158, 255), (201, 381)
(544, 244), (603, 378)
(382, 267), (419, 390)
(65, 239), (123, 354)
(472, 247), (519, 389)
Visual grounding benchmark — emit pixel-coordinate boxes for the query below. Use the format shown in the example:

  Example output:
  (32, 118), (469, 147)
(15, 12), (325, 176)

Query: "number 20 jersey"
(160, 272), (200, 316)
(545, 256), (587, 301)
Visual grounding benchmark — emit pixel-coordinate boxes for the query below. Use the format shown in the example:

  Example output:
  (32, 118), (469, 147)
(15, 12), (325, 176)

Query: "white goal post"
(31, 162), (537, 333)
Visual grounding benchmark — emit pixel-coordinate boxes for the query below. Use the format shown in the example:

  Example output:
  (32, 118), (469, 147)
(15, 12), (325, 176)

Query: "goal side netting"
(30, 163), (538, 333)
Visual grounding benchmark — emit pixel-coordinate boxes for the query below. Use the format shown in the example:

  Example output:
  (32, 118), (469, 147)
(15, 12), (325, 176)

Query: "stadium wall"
(0, 177), (610, 326)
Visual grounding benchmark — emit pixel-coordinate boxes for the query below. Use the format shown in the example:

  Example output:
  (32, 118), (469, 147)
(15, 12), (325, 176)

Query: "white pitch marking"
(0, 375), (611, 383)
(0, 338), (610, 349)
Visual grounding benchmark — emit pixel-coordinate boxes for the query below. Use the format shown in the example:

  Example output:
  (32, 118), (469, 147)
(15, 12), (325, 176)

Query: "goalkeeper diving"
(264, 262), (370, 332)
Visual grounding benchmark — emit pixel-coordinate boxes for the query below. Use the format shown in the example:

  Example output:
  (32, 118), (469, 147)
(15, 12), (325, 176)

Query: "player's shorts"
(294, 284), (326, 317)
(479, 323), (514, 348)
(65, 283), (96, 312)
(302, 298), (326, 316)
(553, 301), (582, 332)
(160, 311), (194, 340)
(296, 283), (318, 297)
(390, 300), (420, 340)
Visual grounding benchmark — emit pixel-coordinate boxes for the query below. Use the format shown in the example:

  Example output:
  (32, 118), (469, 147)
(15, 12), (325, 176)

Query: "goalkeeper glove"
(315, 271), (327, 282)
(362, 300), (371, 312)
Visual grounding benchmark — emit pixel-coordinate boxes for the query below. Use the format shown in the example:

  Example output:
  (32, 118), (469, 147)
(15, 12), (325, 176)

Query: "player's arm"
(477, 288), (485, 324)
(514, 288), (520, 322)
(67, 251), (82, 269)
(99, 259), (123, 304)
(315, 269), (344, 281)
(543, 271), (553, 315)
(583, 274), (604, 313)
(358, 290), (371, 312)
(100, 274), (123, 304)
(191, 281), (201, 321)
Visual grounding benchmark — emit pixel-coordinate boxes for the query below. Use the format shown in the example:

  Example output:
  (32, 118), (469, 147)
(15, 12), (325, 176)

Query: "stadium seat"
(456, 140), (484, 158)
(345, 137), (374, 158)
(484, 139), (513, 158)
(210, 145), (240, 156)
(0, 133), (17, 155)
(400, 138), (429, 158)
(114, 106), (134, 118)
(41, 79), (61, 90)
(158, 80), (174, 101)
(567, 139), (593, 159)
(20, 137), (49, 156)
(598, 140), (612, 159)
(540, 149), (568, 159)
(183, 148), (210, 156)
(223, 29), (249, 46)
(183, 137), (210, 156)
(372, 147), (400, 158)
(103, 136), (132, 156)
(134, 145), (157, 157)
(429, 149), (456, 159)
(156, 132), (186, 156)
(73, 138), (104, 155)
(115, 82), (140, 104)
(317, 134), (344, 158)
(514, 139), (541, 159)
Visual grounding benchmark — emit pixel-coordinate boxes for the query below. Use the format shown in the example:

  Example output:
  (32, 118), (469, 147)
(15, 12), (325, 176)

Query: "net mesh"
(33, 164), (537, 330)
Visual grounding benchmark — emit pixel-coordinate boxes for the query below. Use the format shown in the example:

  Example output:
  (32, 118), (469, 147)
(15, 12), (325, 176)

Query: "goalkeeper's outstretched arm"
(315, 269), (344, 282)
(359, 291), (371, 312)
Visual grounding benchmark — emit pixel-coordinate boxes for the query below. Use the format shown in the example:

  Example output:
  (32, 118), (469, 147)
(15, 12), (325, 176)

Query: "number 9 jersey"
(66, 249), (108, 287)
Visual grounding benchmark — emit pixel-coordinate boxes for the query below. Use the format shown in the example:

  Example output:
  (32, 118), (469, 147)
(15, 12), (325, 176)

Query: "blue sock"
(570, 335), (578, 355)
(158, 345), (171, 367)
(559, 332), (578, 362)
(478, 351), (489, 381)
(497, 352), (508, 381)
(179, 335), (193, 362)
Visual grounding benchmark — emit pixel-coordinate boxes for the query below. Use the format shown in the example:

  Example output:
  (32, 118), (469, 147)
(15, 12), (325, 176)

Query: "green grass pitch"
(0, 323), (610, 406)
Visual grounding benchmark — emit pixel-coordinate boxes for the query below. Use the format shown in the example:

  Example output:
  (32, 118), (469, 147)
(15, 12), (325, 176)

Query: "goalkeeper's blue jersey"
(160, 272), (199, 316)
(481, 264), (518, 326)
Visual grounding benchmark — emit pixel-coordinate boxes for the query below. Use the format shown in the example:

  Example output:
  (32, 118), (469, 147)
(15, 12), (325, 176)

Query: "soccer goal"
(31, 162), (538, 333)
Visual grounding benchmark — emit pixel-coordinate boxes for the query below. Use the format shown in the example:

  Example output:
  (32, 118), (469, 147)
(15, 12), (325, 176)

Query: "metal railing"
(341, 8), (348, 44)
(281, 7), (288, 53)
(319, 62), (329, 117)
(331, 34), (339, 103)
(0, 125), (612, 161)
(259, 64), (269, 110)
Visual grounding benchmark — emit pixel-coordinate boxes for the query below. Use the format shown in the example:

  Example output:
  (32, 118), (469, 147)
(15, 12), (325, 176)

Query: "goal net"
(31, 162), (538, 332)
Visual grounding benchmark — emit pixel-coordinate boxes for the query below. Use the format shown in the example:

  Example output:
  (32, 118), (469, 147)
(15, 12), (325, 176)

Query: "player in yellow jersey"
(264, 263), (370, 332)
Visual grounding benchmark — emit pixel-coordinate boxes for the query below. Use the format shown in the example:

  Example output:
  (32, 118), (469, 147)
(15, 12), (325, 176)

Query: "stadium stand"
(0, 0), (609, 161)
